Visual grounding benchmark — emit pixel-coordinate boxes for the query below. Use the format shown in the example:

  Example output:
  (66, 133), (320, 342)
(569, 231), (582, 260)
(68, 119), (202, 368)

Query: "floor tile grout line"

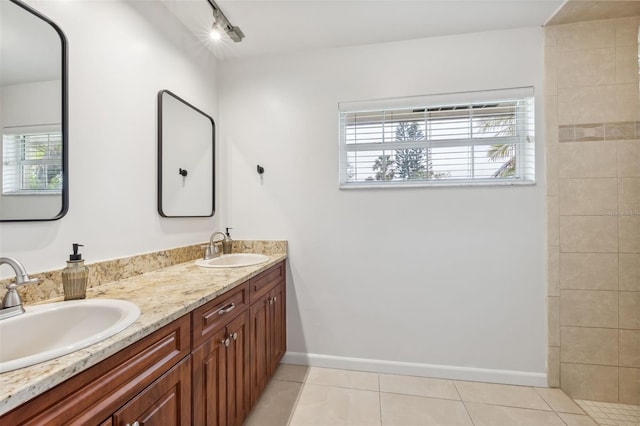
(301, 381), (381, 393)
(286, 380), (307, 426)
(378, 390), (461, 401)
(377, 373), (383, 426)
(453, 379), (476, 425)
(532, 386), (557, 412)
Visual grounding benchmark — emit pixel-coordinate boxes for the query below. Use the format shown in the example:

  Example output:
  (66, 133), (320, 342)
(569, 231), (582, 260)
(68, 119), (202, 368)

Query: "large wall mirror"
(158, 90), (214, 218)
(0, 0), (68, 221)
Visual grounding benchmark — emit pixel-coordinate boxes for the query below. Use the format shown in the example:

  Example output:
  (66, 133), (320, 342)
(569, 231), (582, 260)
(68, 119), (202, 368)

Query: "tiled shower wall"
(545, 17), (640, 403)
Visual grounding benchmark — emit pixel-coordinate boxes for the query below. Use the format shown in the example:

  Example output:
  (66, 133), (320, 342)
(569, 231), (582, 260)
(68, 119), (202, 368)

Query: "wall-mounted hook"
(179, 168), (188, 177)
(256, 165), (265, 174)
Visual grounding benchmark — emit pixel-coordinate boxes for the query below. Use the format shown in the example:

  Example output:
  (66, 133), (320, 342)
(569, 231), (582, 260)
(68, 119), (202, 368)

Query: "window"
(2, 126), (63, 194)
(338, 87), (535, 188)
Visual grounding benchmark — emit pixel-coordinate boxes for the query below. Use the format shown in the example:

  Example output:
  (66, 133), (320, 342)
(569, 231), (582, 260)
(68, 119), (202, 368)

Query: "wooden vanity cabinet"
(0, 260), (286, 426)
(0, 315), (191, 426)
(112, 355), (192, 426)
(249, 262), (286, 406)
(191, 282), (251, 426)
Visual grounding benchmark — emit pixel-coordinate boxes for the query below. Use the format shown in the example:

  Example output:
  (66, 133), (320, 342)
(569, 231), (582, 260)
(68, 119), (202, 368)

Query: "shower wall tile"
(549, 296), (560, 347)
(615, 16), (640, 47)
(549, 246), (560, 296)
(559, 216), (618, 253)
(619, 330), (640, 368)
(557, 48), (615, 88)
(558, 178), (617, 216)
(618, 177), (640, 212)
(548, 346), (560, 388)
(548, 15), (639, 404)
(616, 46), (640, 84)
(548, 196), (560, 247)
(619, 254), (640, 291)
(559, 125), (575, 142)
(619, 367), (640, 404)
(620, 292), (640, 330)
(560, 363), (618, 402)
(574, 123), (605, 141)
(558, 141), (617, 178)
(547, 144), (559, 196)
(619, 217), (640, 254)
(617, 140), (640, 177)
(618, 83), (640, 122)
(560, 253), (618, 290)
(560, 326), (619, 365)
(556, 20), (616, 52)
(560, 290), (618, 328)
(605, 123), (636, 141)
(558, 85), (618, 124)
(545, 48), (558, 96)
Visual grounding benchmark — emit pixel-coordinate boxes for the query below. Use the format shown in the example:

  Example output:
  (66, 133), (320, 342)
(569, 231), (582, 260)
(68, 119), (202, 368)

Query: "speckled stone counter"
(0, 243), (287, 416)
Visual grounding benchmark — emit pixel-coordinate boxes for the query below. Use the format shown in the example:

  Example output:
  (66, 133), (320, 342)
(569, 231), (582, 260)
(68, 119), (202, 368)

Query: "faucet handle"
(3, 277), (38, 307)
(5, 276), (38, 289)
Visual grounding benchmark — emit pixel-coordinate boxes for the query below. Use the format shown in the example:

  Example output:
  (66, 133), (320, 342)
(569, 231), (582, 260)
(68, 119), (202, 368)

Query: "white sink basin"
(195, 253), (269, 268)
(0, 299), (140, 373)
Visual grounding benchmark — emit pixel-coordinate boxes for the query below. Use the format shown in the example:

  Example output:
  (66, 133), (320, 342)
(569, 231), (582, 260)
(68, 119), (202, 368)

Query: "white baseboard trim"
(281, 352), (548, 387)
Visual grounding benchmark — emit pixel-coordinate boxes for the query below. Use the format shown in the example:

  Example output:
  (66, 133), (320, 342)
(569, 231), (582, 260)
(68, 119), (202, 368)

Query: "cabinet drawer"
(249, 261), (285, 303)
(0, 315), (190, 426)
(113, 355), (191, 426)
(192, 282), (249, 348)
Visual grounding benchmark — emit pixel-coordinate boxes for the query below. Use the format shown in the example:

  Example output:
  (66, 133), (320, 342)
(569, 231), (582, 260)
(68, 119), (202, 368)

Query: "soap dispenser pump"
(222, 227), (233, 254)
(62, 243), (89, 300)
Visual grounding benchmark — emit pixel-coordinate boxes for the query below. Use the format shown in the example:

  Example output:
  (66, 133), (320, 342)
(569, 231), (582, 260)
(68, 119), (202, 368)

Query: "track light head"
(207, 0), (244, 43)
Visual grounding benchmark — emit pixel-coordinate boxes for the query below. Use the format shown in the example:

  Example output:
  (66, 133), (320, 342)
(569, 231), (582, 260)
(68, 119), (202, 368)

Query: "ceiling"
(159, 0), (566, 61)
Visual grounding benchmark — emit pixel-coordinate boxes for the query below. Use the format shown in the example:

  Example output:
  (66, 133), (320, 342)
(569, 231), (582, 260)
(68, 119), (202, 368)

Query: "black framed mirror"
(158, 90), (215, 218)
(0, 0), (68, 222)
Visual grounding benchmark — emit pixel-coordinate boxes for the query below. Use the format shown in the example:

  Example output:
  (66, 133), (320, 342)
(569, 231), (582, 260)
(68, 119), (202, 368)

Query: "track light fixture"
(207, 0), (244, 42)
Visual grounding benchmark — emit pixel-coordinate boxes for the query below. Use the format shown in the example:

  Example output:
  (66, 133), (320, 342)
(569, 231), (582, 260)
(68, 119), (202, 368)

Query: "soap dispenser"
(222, 227), (233, 254)
(62, 243), (89, 300)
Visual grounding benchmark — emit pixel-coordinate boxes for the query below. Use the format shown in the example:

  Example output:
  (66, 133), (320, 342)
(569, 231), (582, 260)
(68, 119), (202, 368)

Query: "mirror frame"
(0, 0), (68, 222)
(157, 90), (215, 218)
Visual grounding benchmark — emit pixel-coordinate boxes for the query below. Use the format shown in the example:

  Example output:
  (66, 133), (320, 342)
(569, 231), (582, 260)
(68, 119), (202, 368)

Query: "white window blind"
(339, 88), (535, 188)
(2, 126), (63, 194)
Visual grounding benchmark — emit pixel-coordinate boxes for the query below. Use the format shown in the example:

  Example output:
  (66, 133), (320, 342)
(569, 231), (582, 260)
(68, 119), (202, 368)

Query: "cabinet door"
(249, 291), (271, 407)
(112, 355), (191, 426)
(270, 282), (286, 373)
(192, 327), (228, 426)
(226, 311), (251, 426)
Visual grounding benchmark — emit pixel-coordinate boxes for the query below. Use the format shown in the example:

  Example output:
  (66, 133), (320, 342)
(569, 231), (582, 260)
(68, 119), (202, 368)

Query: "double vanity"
(0, 246), (287, 425)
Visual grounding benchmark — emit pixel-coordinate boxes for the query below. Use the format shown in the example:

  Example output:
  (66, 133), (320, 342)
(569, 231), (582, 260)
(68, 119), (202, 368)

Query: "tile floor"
(575, 400), (640, 426)
(244, 364), (612, 426)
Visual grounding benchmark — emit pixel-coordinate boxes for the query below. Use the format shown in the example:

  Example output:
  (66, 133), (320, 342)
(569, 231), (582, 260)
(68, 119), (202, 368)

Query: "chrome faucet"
(204, 232), (227, 260)
(1, 257), (39, 320)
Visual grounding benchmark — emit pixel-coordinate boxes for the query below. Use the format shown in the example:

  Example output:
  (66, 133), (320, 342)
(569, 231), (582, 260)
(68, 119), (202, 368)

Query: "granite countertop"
(0, 252), (287, 416)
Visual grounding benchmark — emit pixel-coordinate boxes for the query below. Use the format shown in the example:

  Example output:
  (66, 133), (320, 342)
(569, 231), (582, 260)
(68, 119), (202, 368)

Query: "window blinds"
(339, 88), (535, 188)
(2, 128), (63, 194)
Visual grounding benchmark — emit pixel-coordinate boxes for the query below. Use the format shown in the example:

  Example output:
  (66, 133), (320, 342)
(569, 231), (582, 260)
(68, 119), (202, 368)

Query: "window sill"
(339, 179), (536, 190)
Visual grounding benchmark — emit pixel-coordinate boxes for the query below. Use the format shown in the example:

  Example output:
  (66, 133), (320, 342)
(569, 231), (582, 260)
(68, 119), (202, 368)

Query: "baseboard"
(281, 352), (548, 387)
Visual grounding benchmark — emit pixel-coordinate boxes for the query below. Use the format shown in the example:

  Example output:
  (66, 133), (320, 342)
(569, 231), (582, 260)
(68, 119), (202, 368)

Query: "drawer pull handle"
(222, 337), (230, 347)
(126, 422), (140, 426)
(217, 303), (235, 315)
(231, 332), (238, 340)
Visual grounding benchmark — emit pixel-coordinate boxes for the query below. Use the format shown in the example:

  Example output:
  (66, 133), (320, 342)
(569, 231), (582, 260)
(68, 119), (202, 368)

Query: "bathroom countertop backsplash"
(0, 240), (287, 416)
(0, 239), (287, 305)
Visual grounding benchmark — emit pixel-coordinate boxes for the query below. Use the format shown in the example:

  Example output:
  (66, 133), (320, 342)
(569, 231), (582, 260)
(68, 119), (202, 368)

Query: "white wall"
(221, 27), (548, 384)
(0, 0), (222, 278)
